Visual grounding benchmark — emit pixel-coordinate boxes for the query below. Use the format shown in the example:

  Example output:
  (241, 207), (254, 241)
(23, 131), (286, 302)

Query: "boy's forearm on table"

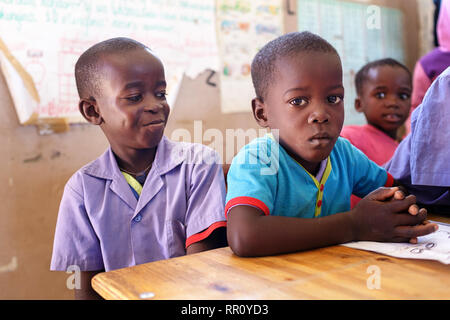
(227, 206), (355, 257)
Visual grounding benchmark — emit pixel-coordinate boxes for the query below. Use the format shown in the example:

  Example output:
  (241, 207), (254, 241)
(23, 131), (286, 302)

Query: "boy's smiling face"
(356, 65), (411, 139)
(253, 51), (344, 174)
(94, 48), (170, 153)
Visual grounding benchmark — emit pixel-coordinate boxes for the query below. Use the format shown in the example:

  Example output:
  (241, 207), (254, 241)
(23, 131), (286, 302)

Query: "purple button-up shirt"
(384, 67), (450, 207)
(50, 136), (226, 271)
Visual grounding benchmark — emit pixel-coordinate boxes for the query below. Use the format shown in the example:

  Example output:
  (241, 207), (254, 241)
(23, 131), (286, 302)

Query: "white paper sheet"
(342, 221), (450, 265)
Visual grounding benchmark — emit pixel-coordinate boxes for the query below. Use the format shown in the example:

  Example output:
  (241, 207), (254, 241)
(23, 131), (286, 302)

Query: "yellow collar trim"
(267, 132), (332, 217)
(301, 157), (332, 188)
(294, 158), (332, 218)
(121, 171), (143, 196)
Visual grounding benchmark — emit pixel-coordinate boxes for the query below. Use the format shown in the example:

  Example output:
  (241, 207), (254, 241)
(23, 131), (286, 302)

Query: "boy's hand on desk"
(390, 188), (432, 244)
(350, 187), (438, 243)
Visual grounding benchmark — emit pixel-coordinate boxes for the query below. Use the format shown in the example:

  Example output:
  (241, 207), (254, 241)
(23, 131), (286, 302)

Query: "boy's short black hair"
(251, 31), (339, 101)
(354, 58), (412, 96)
(75, 37), (149, 99)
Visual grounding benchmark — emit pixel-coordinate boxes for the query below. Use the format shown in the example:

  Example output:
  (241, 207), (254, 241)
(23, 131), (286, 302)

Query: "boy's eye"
(126, 94), (143, 103)
(327, 95), (342, 104)
(375, 92), (386, 99)
(289, 97), (308, 106)
(156, 91), (167, 99)
(399, 93), (410, 100)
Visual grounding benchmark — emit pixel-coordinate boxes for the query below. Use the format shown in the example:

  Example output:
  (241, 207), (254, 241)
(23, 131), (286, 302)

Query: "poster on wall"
(216, 0), (284, 114)
(0, 0), (219, 128)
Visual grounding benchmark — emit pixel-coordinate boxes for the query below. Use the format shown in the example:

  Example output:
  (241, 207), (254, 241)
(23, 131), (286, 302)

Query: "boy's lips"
(309, 132), (331, 140)
(382, 113), (403, 123)
(144, 119), (165, 126)
(308, 132), (332, 146)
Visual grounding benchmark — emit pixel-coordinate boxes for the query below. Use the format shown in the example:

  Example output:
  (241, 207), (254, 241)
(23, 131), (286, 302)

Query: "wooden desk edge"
(92, 272), (130, 300)
(92, 214), (450, 300)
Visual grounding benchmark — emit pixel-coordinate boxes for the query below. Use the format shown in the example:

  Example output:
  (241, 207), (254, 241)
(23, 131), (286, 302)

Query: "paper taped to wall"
(342, 221), (450, 264)
(0, 256), (18, 273)
(216, 0), (284, 113)
(0, 37), (39, 125)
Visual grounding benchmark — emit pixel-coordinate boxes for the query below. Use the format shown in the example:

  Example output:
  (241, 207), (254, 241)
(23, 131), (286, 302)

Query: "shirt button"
(320, 184), (324, 191)
(317, 200), (322, 208)
(134, 214), (142, 222)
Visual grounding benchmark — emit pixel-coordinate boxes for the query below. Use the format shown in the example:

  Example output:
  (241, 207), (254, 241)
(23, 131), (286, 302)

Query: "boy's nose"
(308, 106), (329, 124)
(385, 94), (401, 109)
(145, 102), (166, 113)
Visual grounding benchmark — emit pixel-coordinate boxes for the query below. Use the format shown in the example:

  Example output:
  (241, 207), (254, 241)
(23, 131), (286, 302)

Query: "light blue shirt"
(226, 135), (392, 218)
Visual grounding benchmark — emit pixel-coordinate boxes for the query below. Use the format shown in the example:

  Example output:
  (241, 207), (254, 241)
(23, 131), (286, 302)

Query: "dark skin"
(355, 65), (412, 140)
(227, 51), (437, 257)
(76, 47), (227, 299)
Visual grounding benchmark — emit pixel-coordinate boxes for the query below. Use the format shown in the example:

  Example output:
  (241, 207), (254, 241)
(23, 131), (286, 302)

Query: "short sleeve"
(343, 139), (393, 198)
(184, 148), (227, 248)
(50, 177), (104, 271)
(225, 138), (278, 217)
(383, 133), (412, 184)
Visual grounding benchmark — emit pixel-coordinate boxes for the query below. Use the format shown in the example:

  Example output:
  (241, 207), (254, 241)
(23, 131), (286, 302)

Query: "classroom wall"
(0, 69), (109, 299)
(0, 0), (426, 299)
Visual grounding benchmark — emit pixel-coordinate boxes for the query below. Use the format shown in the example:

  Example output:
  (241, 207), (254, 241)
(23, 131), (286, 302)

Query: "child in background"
(340, 58), (412, 207)
(50, 38), (227, 299)
(341, 58), (412, 165)
(225, 32), (437, 257)
(384, 66), (450, 214)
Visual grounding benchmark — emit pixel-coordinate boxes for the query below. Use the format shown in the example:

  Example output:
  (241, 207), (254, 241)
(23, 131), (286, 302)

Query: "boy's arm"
(227, 205), (353, 257)
(186, 227), (227, 254)
(227, 187), (437, 257)
(184, 146), (227, 253)
(75, 271), (104, 300)
(51, 178), (105, 300)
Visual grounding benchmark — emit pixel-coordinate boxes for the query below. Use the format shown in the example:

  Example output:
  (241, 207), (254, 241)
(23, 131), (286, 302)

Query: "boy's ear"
(354, 97), (363, 113)
(251, 97), (269, 127)
(79, 98), (103, 125)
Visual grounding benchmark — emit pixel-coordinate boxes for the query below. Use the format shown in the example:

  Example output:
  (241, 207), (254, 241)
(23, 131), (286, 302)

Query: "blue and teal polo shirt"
(225, 135), (394, 218)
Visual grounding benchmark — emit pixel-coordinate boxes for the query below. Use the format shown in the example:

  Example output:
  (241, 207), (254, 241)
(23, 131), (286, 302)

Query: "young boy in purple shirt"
(50, 38), (227, 299)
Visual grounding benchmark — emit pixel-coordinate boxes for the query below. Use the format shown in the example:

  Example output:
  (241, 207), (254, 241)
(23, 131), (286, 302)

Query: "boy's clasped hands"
(351, 186), (438, 244)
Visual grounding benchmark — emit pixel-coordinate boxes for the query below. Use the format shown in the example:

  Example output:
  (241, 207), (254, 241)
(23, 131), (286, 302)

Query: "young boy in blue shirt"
(225, 32), (437, 257)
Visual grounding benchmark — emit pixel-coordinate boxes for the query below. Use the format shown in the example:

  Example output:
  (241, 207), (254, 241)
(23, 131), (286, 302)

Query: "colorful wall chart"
(216, 0), (284, 113)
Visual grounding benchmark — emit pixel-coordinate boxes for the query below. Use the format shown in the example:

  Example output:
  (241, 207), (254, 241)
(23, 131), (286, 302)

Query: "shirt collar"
(82, 135), (184, 180)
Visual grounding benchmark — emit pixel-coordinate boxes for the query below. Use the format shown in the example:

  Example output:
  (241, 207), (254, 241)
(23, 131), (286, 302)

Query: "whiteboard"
(0, 0), (219, 124)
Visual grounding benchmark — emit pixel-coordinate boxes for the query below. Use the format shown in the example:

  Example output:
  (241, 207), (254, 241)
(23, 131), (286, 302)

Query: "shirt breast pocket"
(166, 219), (186, 258)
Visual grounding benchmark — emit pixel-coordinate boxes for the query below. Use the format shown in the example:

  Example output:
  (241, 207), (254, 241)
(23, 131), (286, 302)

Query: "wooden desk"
(92, 215), (450, 300)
